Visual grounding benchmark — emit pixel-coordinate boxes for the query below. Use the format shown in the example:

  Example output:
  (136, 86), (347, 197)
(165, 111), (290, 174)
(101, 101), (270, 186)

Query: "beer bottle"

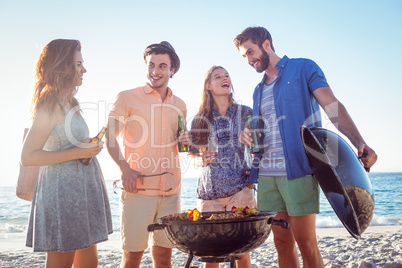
(79, 126), (107, 165)
(247, 115), (260, 153)
(177, 115), (188, 152)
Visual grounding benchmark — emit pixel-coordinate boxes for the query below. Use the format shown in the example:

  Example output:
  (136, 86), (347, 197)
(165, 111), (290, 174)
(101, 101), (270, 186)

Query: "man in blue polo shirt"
(234, 26), (377, 267)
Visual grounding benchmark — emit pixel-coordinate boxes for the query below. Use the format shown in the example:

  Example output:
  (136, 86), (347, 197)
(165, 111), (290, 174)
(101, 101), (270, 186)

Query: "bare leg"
(46, 251), (75, 268)
(46, 244), (99, 268)
(120, 250), (144, 268)
(236, 253), (251, 268)
(291, 214), (324, 268)
(73, 244), (98, 268)
(152, 245), (172, 268)
(204, 262), (219, 268)
(272, 212), (300, 268)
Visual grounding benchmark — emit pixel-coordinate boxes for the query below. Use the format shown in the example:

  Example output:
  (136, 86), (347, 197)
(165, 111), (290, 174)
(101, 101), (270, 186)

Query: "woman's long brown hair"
(191, 66), (236, 147)
(31, 39), (82, 119)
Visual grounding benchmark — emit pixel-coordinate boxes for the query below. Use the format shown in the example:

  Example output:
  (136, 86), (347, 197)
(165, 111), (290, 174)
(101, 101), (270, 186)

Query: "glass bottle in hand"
(177, 115), (188, 152)
(247, 115), (260, 153)
(79, 126), (107, 165)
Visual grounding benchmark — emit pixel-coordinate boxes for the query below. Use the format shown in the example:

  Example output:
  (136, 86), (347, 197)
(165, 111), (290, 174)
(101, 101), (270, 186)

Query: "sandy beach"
(1, 226), (401, 267)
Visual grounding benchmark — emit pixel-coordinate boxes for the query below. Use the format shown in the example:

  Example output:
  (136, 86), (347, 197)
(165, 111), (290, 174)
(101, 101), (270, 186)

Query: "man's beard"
(252, 48), (270, 73)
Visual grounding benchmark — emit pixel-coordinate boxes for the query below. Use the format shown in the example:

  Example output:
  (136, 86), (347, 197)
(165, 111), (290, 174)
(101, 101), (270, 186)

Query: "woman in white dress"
(21, 39), (113, 268)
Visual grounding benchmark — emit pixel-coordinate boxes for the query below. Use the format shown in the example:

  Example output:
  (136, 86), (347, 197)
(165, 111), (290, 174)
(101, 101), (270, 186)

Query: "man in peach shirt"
(106, 41), (189, 268)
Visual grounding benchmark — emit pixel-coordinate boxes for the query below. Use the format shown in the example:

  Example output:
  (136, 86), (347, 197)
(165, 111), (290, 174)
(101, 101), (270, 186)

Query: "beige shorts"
(197, 186), (257, 212)
(120, 191), (180, 252)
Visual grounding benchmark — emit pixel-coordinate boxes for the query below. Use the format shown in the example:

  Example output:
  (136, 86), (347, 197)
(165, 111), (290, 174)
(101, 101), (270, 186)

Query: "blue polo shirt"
(249, 55), (329, 182)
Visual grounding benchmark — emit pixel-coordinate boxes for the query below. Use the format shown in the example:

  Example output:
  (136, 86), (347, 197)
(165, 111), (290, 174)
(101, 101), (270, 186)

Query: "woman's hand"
(202, 150), (218, 166)
(77, 140), (105, 158)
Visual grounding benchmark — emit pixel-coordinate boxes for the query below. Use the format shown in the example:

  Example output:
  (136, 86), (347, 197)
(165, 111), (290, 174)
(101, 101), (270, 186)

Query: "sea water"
(1, 172), (401, 238)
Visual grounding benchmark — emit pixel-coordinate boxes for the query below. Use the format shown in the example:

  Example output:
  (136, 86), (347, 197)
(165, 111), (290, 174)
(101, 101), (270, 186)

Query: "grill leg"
(230, 257), (237, 268)
(185, 252), (194, 268)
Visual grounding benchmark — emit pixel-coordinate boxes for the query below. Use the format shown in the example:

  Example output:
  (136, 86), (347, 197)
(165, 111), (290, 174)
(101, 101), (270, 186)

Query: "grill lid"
(300, 126), (374, 239)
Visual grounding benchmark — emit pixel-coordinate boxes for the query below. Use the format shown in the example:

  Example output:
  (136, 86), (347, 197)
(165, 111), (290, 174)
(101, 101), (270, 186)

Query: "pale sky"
(1, 0), (401, 186)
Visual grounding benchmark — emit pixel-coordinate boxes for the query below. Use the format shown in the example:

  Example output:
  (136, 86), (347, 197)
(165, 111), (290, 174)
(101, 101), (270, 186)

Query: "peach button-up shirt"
(109, 83), (187, 196)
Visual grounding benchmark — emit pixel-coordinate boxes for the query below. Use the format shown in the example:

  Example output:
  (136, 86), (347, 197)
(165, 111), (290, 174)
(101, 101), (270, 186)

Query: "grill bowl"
(148, 211), (281, 257)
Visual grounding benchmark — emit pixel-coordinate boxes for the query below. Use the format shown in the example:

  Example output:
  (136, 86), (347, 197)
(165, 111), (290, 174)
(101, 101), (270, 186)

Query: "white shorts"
(197, 186), (256, 212)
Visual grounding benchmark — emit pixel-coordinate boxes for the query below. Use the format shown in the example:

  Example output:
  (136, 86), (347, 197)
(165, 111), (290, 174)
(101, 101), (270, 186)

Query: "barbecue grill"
(148, 211), (289, 268)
